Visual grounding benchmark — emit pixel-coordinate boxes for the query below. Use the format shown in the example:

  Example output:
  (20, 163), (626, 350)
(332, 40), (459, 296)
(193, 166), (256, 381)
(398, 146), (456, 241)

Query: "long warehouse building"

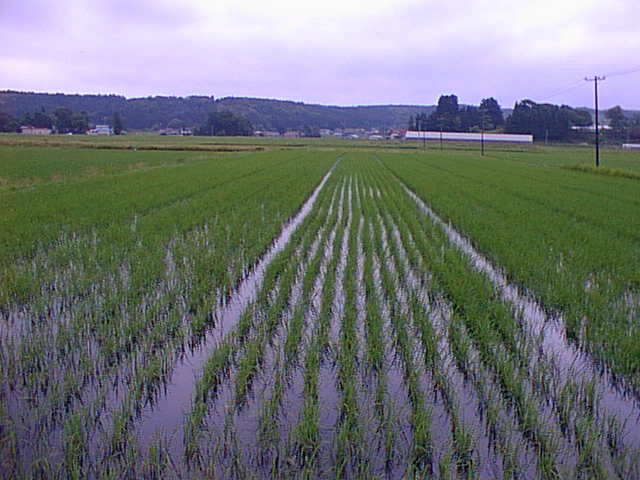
(405, 130), (533, 143)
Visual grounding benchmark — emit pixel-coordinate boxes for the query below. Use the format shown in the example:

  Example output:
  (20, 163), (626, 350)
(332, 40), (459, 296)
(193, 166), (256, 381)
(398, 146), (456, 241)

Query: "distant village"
(16, 124), (406, 140)
(253, 128), (404, 140)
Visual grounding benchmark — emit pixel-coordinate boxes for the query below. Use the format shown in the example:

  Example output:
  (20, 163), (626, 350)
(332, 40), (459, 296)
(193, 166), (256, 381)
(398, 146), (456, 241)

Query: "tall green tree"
(112, 112), (124, 135)
(479, 97), (504, 130)
(606, 106), (627, 138)
(0, 111), (18, 132)
(198, 110), (253, 136)
(53, 107), (74, 133)
(505, 100), (572, 141)
(426, 94), (462, 131)
(71, 111), (89, 134)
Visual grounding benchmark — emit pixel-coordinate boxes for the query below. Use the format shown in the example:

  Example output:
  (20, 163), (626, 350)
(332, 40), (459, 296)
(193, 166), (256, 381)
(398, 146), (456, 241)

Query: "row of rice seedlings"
(56, 161), (341, 478)
(2, 151), (326, 307)
(348, 171), (404, 478)
(253, 194), (344, 477)
(112, 175), (340, 476)
(2, 176), (278, 464)
(360, 163), (474, 476)
(385, 211), (536, 479)
(361, 161), (550, 472)
(1, 189), (320, 474)
(400, 204), (629, 477)
(381, 153), (640, 389)
(365, 165), (527, 478)
(374, 166), (620, 478)
(359, 203), (398, 475)
(289, 180), (350, 476)
(369, 222), (438, 477)
(398, 196), (568, 476)
(355, 173), (400, 476)
(387, 226), (489, 477)
(199, 173), (346, 477)
(4, 153), (334, 394)
(183, 170), (342, 469)
(334, 170), (373, 478)
(388, 203), (538, 477)
(202, 257), (310, 477)
(356, 217), (390, 469)
(233, 186), (339, 454)
(3, 254), (189, 477)
(394, 169), (640, 477)
(313, 177), (354, 476)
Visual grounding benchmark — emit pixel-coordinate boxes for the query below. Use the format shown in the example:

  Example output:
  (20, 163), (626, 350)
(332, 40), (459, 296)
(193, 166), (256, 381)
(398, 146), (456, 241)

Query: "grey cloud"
(1, 0), (639, 108)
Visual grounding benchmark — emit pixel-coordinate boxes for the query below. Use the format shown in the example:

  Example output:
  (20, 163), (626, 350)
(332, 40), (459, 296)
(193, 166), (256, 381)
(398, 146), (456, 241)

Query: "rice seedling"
(4, 146), (640, 478)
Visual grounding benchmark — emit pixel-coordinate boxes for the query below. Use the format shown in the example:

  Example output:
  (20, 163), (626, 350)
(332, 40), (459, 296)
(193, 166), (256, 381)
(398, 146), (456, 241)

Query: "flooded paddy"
(2, 150), (640, 479)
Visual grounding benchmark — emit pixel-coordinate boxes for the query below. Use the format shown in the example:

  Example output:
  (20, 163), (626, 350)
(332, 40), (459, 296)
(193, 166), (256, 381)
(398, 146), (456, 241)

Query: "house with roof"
(20, 126), (52, 135)
(88, 125), (113, 135)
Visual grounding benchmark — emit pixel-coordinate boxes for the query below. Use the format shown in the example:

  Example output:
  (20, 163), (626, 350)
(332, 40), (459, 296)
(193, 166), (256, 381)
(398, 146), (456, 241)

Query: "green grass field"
(1, 138), (639, 478)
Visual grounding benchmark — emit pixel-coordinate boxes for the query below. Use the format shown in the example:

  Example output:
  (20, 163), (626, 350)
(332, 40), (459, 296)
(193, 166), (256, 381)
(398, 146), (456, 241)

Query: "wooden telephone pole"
(585, 76), (605, 167)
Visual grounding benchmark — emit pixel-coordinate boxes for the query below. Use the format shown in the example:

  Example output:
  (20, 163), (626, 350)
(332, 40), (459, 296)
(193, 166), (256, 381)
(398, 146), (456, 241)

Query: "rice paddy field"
(1, 138), (640, 479)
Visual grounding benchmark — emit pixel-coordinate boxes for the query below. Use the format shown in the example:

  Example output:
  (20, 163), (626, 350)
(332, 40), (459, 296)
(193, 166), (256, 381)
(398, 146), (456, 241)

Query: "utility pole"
(481, 116), (485, 156)
(585, 76), (605, 167)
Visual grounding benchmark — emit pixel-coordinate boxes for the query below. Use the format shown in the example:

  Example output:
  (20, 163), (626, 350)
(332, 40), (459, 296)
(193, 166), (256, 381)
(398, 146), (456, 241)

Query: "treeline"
(0, 107), (90, 134)
(214, 97), (434, 131)
(0, 91), (216, 130)
(0, 108), (126, 134)
(3, 90), (639, 141)
(506, 100), (591, 140)
(507, 100), (640, 141)
(409, 95), (504, 132)
(194, 111), (253, 136)
(411, 93), (640, 142)
(0, 91), (433, 132)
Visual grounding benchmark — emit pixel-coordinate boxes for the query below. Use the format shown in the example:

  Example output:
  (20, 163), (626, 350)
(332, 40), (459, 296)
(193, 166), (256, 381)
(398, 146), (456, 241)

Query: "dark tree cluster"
(505, 100), (594, 141)
(1, 91), (440, 132)
(407, 94), (606, 143)
(0, 91), (217, 130)
(0, 107), (91, 133)
(605, 106), (640, 141)
(196, 110), (253, 136)
(0, 111), (20, 132)
(409, 95), (504, 132)
(51, 107), (91, 134)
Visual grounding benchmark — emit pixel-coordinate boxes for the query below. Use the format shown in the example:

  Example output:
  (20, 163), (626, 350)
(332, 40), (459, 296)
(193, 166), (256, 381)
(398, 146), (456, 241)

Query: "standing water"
(134, 164), (337, 462)
(403, 184), (640, 452)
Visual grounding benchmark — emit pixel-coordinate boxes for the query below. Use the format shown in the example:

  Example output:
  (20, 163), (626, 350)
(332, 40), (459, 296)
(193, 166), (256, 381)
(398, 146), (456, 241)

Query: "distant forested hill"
(0, 91), (434, 131)
(0, 91), (216, 130)
(215, 97), (435, 131)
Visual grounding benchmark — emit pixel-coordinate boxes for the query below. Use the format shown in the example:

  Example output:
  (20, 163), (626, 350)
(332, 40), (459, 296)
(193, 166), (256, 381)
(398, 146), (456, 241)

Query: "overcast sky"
(1, 0), (639, 109)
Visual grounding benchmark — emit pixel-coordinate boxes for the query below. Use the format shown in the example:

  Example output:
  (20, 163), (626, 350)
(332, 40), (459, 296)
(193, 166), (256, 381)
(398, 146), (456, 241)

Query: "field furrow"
(3, 147), (640, 479)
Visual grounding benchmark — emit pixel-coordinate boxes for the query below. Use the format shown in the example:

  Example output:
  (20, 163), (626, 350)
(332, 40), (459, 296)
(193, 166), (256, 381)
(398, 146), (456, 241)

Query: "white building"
(88, 125), (112, 136)
(20, 126), (52, 135)
(405, 130), (533, 143)
(254, 130), (280, 137)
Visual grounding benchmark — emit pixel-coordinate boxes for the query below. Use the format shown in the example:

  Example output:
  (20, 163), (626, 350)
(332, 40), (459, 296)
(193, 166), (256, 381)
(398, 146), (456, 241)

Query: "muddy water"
(133, 166), (336, 460)
(404, 186), (640, 453)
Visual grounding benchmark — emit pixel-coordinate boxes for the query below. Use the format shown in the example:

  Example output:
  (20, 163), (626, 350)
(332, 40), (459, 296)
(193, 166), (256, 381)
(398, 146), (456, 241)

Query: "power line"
(534, 65), (640, 103)
(537, 80), (588, 102)
(603, 66), (640, 78)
